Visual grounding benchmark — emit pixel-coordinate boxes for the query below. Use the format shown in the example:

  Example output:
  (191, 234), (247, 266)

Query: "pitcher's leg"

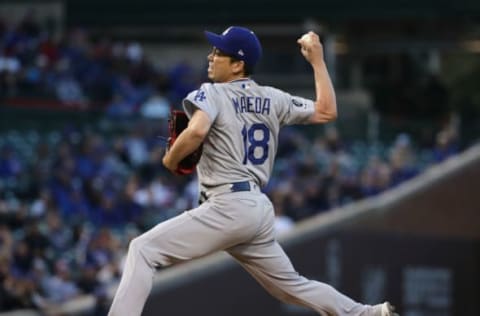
(108, 233), (156, 316)
(108, 212), (199, 316)
(229, 241), (377, 316)
(109, 202), (250, 316)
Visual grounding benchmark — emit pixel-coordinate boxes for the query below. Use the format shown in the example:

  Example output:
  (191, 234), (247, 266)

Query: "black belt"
(199, 181), (253, 205)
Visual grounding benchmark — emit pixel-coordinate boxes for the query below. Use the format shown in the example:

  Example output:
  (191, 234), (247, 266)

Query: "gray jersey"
(183, 78), (314, 188)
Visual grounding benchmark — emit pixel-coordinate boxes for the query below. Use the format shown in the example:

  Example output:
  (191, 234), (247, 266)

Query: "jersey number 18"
(242, 123), (270, 165)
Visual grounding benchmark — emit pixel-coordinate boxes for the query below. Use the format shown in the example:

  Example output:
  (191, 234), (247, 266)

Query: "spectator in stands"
(0, 144), (23, 179)
(360, 156), (392, 197)
(273, 198), (295, 237)
(40, 259), (80, 304)
(389, 134), (419, 187)
(45, 211), (73, 254)
(0, 255), (13, 310)
(0, 50), (21, 97)
(53, 58), (87, 106)
(124, 126), (150, 168)
(168, 60), (199, 105)
(30, 188), (54, 218)
(132, 174), (175, 210)
(140, 77), (171, 119)
(0, 265), (37, 310)
(432, 127), (459, 163)
(30, 141), (54, 189)
(23, 221), (49, 260)
(84, 229), (122, 289)
(77, 263), (101, 294)
(11, 240), (34, 277)
(303, 175), (329, 212)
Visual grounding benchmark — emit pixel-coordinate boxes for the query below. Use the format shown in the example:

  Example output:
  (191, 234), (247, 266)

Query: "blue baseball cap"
(204, 26), (262, 68)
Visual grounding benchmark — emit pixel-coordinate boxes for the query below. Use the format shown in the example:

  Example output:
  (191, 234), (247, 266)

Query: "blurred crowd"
(0, 122), (460, 313)
(0, 10), (198, 115)
(0, 11), (462, 314)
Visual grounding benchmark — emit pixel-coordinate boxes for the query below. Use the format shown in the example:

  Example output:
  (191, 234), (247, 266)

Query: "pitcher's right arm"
(298, 32), (337, 124)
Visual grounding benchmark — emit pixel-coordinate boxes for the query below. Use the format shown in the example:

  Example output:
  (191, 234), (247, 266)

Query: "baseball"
(300, 33), (313, 45)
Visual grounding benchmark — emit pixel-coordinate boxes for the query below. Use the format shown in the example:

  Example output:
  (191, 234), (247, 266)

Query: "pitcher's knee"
(127, 235), (153, 263)
(128, 236), (144, 253)
(127, 235), (168, 268)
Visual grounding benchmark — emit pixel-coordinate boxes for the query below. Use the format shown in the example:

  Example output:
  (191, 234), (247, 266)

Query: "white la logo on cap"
(222, 27), (232, 35)
(238, 49), (244, 56)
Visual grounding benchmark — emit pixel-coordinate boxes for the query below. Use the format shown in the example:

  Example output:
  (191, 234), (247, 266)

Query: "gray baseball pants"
(108, 182), (378, 316)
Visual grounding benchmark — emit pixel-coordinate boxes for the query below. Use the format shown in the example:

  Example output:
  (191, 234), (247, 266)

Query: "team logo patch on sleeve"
(194, 90), (207, 102)
(292, 98), (304, 107)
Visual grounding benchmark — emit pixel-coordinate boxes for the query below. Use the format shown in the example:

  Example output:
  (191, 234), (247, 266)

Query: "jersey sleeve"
(182, 83), (219, 122)
(276, 89), (315, 126)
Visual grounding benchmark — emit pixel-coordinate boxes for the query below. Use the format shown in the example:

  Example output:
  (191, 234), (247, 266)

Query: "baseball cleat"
(380, 302), (399, 316)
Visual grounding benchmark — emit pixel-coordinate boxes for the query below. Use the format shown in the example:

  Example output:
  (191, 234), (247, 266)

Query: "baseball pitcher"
(108, 26), (398, 316)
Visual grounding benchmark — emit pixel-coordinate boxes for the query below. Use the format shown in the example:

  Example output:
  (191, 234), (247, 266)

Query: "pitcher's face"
(207, 47), (244, 82)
